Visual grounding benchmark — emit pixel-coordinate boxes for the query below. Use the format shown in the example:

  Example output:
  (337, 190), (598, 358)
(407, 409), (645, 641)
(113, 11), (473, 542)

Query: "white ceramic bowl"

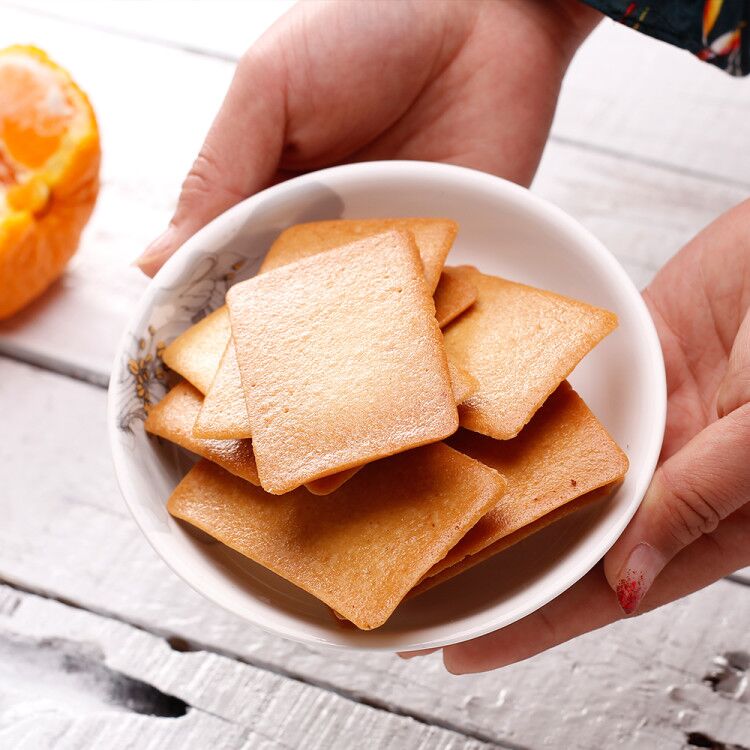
(108, 160), (666, 651)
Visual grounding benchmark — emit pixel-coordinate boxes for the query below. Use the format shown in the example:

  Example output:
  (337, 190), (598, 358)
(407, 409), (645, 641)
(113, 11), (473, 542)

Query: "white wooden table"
(1, 3), (749, 748)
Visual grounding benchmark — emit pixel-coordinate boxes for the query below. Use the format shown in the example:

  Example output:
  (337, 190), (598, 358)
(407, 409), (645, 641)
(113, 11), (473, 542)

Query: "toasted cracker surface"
(144, 381), (259, 485)
(192, 340), (251, 439)
(261, 218), (457, 292)
(162, 308), (230, 394)
(434, 266), (477, 327)
(418, 382), (628, 587)
(444, 267), (618, 439)
(448, 360), (478, 405)
(167, 444), (505, 629)
(411, 482), (619, 597)
(227, 230), (458, 494)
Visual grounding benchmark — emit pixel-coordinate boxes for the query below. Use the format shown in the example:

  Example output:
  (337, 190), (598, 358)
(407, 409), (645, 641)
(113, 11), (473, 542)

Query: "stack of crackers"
(145, 219), (628, 630)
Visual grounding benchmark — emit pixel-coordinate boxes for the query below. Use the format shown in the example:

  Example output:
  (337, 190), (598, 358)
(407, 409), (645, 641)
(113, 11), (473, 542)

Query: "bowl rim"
(108, 159), (666, 651)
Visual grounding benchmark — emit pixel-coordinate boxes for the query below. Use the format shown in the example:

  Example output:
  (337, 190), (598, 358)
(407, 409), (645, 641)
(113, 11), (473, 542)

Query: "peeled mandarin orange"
(0, 45), (100, 319)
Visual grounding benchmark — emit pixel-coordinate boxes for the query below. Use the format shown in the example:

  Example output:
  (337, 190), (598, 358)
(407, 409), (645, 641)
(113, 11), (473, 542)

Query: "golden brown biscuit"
(161, 307), (230, 394)
(304, 468), (360, 496)
(449, 360), (479, 405)
(144, 381), (259, 485)
(272, 359), (476, 496)
(167, 443), (506, 629)
(261, 218), (457, 292)
(189, 342), (472, 498)
(443, 267), (618, 439)
(195, 343), (476, 442)
(164, 261), (466, 433)
(192, 340), (251, 439)
(411, 482), (619, 597)
(188, 345), (360, 495)
(433, 267), (477, 327)
(227, 230), (458, 494)
(416, 382), (628, 589)
(186, 307), (475, 498)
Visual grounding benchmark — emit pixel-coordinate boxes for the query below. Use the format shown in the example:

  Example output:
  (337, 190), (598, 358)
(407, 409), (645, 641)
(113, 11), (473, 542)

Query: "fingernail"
(397, 648), (439, 659)
(614, 542), (662, 615)
(134, 228), (174, 271)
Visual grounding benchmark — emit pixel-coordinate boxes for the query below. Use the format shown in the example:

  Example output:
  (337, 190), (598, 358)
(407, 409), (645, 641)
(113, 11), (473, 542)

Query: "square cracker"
(162, 256), (466, 426)
(260, 218), (457, 292)
(188, 339), (467, 497)
(443, 267), (618, 440)
(144, 381), (259, 485)
(161, 307), (230, 394)
(433, 267), (477, 327)
(187, 318), (475, 499)
(152, 369), (353, 496)
(411, 483), (619, 597)
(289, 359), (477, 497)
(192, 340), (252, 439)
(415, 382), (628, 591)
(227, 230), (458, 494)
(167, 443), (506, 629)
(194, 343), (476, 441)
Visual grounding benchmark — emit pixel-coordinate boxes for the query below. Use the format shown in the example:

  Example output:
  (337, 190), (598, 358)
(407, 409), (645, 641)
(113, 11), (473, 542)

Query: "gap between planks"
(0, 582), (502, 750)
(0, 341), (109, 388)
(0, 572), (525, 750)
(1, 0), (245, 62)
(547, 134), (750, 193)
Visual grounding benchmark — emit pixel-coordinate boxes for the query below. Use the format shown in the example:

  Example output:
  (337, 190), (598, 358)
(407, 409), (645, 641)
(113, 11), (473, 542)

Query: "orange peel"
(0, 45), (100, 319)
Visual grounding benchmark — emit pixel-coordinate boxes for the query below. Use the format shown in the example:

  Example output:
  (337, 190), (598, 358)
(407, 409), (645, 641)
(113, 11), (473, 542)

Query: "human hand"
(136, 0), (600, 275)
(438, 199), (750, 674)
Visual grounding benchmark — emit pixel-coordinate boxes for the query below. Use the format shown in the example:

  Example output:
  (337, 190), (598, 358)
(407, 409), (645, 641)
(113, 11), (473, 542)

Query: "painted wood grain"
(7, 0), (293, 60)
(532, 141), (745, 290)
(1, 356), (749, 750)
(3, 132), (741, 382)
(1, 6), (748, 383)
(0, 7), (237, 384)
(12, 1), (750, 186)
(0, 584), (491, 750)
(555, 19), (750, 187)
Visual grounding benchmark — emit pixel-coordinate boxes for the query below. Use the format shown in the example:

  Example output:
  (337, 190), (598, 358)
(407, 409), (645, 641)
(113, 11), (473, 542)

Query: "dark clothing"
(582, 1), (749, 75)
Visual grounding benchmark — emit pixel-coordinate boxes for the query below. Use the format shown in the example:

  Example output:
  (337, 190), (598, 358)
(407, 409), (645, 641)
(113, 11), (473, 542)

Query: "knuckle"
(718, 370), (750, 418)
(658, 465), (722, 545)
(174, 146), (244, 225)
(181, 150), (221, 200)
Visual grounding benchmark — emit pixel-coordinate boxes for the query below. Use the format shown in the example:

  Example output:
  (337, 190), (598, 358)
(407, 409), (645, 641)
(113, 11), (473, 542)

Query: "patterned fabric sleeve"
(581, 1), (750, 75)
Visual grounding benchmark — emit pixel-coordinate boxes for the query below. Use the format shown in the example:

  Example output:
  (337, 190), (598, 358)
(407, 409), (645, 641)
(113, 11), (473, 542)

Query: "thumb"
(136, 47), (285, 277)
(717, 309), (750, 419)
(603, 402), (750, 615)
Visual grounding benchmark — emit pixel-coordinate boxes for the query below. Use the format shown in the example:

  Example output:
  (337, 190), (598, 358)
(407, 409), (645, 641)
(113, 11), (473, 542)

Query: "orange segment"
(0, 45), (100, 319)
(0, 52), (75, 168)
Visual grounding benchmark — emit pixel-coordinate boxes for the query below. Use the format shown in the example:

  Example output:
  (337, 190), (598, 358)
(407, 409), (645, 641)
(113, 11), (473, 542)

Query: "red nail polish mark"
(616, 570), (645, 615)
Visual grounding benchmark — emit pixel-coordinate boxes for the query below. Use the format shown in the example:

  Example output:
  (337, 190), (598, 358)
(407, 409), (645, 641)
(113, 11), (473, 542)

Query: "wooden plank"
(555, 19), (750, 187)
(0, 707), (250, 750)
(531, 141), (746, 290)
(1, 6), (747, 381)
(0, 7), (234, 383)
(11, 2), (750, 186)
(6, 0), (293, 60)
(2, 355), (750, 749)
(0, 585), (489, 750)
